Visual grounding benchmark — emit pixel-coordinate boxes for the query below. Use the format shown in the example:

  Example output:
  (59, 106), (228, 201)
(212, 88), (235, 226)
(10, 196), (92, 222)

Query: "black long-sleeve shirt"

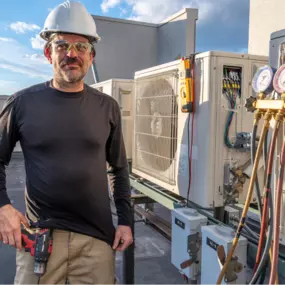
(0, 81), (132, 246)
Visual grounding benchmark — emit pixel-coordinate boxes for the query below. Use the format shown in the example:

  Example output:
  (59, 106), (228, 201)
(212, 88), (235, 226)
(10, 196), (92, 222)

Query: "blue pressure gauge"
(252, 65), (274, 93)
(273, 64), (285, 93)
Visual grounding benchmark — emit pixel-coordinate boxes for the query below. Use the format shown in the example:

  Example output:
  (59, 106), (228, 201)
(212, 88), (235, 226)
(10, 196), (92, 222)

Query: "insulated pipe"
(269, 133), (285, 284)
(216, 111), (272, 285)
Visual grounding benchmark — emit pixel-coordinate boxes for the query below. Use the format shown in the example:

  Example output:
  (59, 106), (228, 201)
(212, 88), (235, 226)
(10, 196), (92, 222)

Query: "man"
(0, 1), (133, 284)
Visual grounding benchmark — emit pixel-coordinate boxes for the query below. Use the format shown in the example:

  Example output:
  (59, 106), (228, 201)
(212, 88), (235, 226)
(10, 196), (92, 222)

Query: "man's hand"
(0, 204), (29, 250)
(112, 225), (133, 251)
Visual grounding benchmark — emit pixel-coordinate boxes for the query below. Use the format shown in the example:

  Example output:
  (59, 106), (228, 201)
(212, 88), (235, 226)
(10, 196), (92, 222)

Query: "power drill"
(21, 225), (53, 277)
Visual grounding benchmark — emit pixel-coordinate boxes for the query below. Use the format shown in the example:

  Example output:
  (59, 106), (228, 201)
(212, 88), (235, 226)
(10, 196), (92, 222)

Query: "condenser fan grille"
(133, 71), (178, 185)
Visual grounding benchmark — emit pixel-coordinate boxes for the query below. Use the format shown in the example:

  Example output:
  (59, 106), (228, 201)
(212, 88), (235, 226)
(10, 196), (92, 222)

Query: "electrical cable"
(186, 55), (195, 203)
(243, 223), (260, 240)
(269, 133), (285, 284)
(253, 115), (282, 274)
(216, 111), (271, 285)
(223, 68), (241, 149)
(230, 216), (260, 239)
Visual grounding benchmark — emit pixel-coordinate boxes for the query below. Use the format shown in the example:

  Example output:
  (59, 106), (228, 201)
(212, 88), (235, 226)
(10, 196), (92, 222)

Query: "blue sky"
(0, 0), (249, 95)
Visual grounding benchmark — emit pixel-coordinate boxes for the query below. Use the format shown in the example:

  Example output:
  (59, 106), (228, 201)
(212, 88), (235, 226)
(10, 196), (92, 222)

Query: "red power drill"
(21, 225), (53, 277)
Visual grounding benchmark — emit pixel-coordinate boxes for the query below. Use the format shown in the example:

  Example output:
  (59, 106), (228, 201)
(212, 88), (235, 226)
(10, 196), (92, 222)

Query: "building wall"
(92, 16), (157, 82)
(248, 0), (285, 56)
(157, 9), (198, 64)
(89, 9), (198, 84)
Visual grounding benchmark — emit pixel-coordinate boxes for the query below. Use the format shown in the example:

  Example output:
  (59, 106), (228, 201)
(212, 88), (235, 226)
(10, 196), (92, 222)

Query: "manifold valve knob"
(244, 96), (256, 113)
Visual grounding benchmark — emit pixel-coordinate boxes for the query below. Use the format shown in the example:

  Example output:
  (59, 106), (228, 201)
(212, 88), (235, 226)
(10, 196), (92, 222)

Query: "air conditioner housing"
(131, 51), (268, 208)
(91, 79), (134, 160)
(201, 224), (247, 284)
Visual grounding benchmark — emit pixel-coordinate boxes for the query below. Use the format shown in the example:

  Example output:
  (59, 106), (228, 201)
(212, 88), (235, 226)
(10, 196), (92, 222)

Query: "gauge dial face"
(274, 65), (285, 93)
(252, 66), (273, 93)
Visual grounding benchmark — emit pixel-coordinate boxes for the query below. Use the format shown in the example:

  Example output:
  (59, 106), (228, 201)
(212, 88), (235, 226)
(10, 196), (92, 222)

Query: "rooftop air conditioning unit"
(91, 79), (134, 161)
(131, 51), (268, 208)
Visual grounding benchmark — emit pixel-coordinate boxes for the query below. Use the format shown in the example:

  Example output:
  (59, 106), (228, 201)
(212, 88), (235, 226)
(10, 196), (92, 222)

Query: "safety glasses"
(51, 40), (93, 54)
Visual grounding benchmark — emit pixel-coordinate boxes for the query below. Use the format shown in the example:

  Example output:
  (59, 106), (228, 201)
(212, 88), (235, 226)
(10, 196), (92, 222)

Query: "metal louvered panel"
(133, 71), (178, 185)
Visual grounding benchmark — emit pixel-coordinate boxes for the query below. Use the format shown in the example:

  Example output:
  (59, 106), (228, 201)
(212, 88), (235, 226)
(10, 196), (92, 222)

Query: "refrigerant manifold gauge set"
(252, 65), (275, 94)
(252, 64), (285, 95)
(273, 64), (285, 94)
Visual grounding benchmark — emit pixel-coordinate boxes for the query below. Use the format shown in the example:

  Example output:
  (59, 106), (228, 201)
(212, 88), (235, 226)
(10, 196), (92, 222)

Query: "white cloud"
(23, 53), (49, 64)
(119, 7), (128, 16)
(9, 22), (40, 34)
(0, 63), (50, 80)
(101, 0), (122, 13)
(100, 0), (248, 52)
(0, 80), (20, 95)
(0, 80), (17, 87)
(0, 37), (15, 42)
(30, 34), (46, 50)
(0, 36), (52, 83)
(123, 0), (221, 23)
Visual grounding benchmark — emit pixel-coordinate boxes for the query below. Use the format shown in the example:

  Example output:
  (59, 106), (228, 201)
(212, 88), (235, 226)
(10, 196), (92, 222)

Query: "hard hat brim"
(40, 30), (100, 44)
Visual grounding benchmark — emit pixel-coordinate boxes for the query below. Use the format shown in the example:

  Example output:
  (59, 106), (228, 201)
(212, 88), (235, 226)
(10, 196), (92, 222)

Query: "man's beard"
(56, 57), (86, 83)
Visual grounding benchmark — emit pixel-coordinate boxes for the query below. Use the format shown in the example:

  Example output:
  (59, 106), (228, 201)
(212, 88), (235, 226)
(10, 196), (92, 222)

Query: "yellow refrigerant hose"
(216, 110), (272, 285)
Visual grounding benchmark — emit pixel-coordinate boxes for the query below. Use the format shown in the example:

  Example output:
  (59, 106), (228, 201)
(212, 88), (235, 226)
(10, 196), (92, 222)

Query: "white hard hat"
(40, 1), (100, 43)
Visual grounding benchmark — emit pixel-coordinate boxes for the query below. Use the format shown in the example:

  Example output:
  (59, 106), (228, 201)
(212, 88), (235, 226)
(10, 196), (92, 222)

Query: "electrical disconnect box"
(201, 224), (247, 284)
(91, 79), (134, 160)
(131, 51), (268, 208)
(171, 207), (207, 281)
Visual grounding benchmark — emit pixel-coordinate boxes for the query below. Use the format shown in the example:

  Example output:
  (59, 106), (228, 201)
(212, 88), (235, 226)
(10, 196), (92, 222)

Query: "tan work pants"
(14, 229), (116, 284)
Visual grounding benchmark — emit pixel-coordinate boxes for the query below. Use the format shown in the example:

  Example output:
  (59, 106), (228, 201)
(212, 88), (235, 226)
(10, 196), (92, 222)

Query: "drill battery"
(21, 225), (53, 276)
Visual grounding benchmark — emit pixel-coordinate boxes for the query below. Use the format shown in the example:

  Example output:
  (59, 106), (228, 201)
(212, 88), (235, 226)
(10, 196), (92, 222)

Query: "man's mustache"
(60, 57), (82, 67)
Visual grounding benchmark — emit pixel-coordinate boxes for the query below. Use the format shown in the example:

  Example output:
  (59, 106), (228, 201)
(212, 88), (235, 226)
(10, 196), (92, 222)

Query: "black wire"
(251, 124), (263, 218)
(243, 224), (259, 239)
(186, 114), (191, 203)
